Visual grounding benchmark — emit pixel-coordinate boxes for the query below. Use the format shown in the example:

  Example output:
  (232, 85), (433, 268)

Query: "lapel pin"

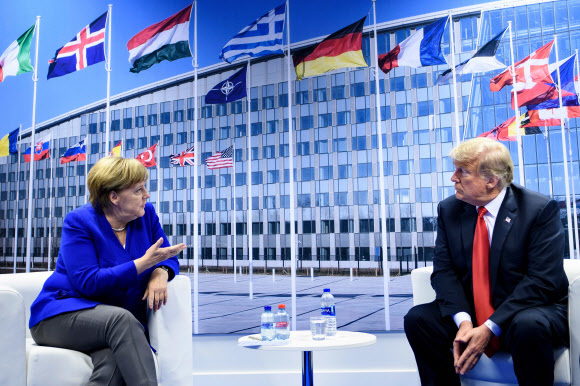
(505, 217), (511, 223)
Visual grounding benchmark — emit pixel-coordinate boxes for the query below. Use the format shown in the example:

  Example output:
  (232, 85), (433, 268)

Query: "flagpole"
(105, 4), (112, 155)
(13, 125), (22, 273)
(47, 129), (55, 271)
(84, 135), (89, 203)
(566, 124), (580, 259)
(554, 35), (575, 259)
(448, 13), (461, 145)
(25, 16), (41, 273)
(232, 145), (237, 282)
(507, 21), (525, 186)
(285, 0), (297, 329)
(372, 0), (391, 331)
(246, 58), (254, 300)
(192, 0), (200, 334)
(544, 127), (553, 197)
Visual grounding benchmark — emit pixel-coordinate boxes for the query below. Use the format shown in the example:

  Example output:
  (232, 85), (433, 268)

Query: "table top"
(238, 330), (376, 352)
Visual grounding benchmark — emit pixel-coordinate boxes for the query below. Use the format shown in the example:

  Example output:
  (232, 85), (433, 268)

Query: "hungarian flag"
(109, 140), (122, 157)
(293, 17), (367, 80)
(0, 25), (35, 84)
(127, 4), (192, 73)
(490, 40), (553, 92)
(170, 145), (194, 166)
(60, 138), (86, 164)
(479, 113), (541, 141)
(136, 143), (157, 168)
(379, 17), (447, 74)
(24, 135), (51, 162)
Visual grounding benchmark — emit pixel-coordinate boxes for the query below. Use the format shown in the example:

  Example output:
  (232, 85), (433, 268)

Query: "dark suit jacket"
(29, 202), (179, 328)
(431, 184), (568, 331)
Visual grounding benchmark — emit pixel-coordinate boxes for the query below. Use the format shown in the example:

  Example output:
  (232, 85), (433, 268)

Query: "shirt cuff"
(484, 319), (502, 337)
(452, 312), (472, 328)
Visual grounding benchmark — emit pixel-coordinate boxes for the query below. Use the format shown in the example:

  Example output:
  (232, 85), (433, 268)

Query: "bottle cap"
(323, 288), (330, 293)
(264, 306), (271, 312)
(278, 304), (285, 309)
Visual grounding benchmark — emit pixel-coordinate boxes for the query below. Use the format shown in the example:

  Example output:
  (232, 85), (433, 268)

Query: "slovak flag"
(378, 16), (448, 74)
(47, 11), (108, 79)
(24, 134), (50, 162)
(60, 138), (86, 164)
(136, 143), (157, 168)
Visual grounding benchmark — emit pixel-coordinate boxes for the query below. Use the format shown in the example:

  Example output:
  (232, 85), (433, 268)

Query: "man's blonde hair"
(87, 157), (148, 210)
(449, 137), (514, 189)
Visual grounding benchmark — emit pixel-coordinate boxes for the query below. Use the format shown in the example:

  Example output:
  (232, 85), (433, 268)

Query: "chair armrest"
(411, 266), (435, 306)
(0, 286), (27, 386)
(147, 275), (192, 386)
(569, 276), (580, 386)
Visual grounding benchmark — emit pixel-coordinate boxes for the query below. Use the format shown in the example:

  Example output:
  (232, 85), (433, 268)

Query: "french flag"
(60, 138), (86, 164)
(24, 135), (50, 162)
(379, 16), (448, 74)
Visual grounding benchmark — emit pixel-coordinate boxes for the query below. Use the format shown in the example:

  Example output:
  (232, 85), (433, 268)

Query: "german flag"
(293, 17), (367, 80)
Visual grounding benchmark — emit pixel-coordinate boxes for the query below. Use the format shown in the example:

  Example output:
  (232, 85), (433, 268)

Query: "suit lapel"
(461, 203), (478, 275)
(489, 186), (517, 292)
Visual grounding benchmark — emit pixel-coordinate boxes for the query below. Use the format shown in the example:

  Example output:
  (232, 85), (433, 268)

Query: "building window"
(147, 104), (158, 126)
(123, 107), (132, 129)
(160, 102), (170, 124)
(173, 99), (184, 122)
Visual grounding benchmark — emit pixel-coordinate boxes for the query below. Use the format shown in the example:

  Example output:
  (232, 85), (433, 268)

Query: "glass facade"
(1, 0), (580, 332)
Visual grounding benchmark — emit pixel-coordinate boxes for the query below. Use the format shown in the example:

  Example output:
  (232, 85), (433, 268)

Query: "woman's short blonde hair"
(87, 157), (148, 210)
(449, 137), (514, 189)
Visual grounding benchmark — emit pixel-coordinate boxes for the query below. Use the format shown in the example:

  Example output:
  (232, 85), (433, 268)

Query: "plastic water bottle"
(261, 306), (275, 341)
(275, 304), (290, 340)
(321, 288), (337, 336)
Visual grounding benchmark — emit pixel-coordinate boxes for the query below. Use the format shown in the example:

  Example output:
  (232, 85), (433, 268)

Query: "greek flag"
(219, 3), (286, 63)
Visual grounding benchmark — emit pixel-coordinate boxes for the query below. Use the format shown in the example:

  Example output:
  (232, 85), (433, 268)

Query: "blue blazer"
(29, 202), (179, 328)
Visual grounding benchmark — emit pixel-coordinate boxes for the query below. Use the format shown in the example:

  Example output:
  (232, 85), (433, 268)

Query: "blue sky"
(0, 0), (496, 140)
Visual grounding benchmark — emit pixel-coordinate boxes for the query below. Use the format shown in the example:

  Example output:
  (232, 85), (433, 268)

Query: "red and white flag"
(490, 40), (553, 92)
(206, 145), (233, 170)
(169, 145), (194, 167)
(528, 106), (580, 126)
(136, 143), (157, 168)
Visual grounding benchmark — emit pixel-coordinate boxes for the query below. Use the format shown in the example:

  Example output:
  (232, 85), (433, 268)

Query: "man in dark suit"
(404, 137), (569, 386)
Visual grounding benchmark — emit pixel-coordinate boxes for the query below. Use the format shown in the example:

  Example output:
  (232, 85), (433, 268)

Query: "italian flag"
(0, 25), (35, 83)
(127, 4), (192, 73)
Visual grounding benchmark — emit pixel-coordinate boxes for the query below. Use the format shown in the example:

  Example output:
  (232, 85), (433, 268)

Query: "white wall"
(191, 332), (420, 386)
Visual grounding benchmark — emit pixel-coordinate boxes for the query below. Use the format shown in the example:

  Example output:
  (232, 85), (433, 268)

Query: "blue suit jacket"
(29, 202), (179, 328)
(431, 184), (568, 330)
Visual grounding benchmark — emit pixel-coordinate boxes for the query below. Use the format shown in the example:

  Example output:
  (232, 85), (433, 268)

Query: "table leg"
(302, 350), (313, 386)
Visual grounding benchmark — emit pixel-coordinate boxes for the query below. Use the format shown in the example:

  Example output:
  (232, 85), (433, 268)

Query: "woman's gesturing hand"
(134, 238), (187, 274)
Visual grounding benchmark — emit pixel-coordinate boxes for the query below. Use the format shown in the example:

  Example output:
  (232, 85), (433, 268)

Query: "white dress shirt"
(452, 187), (507, 337)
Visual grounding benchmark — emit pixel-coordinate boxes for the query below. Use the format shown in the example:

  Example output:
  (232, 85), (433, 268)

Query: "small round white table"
(238, 330), (376, 386)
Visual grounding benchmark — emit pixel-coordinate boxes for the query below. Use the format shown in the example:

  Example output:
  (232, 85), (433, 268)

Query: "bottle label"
(321, 306), (335, 316)
(276, 321), (288, 328)
(261, 323), (274, 329)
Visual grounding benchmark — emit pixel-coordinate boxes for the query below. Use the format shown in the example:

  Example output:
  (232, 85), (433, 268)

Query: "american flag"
(170, 145), (195, 166)
(206, 146), (234, 170)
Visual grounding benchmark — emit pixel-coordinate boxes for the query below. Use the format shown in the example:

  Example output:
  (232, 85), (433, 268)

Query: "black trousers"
(30, 304), (157, 386)
(404, 301), (568, 386)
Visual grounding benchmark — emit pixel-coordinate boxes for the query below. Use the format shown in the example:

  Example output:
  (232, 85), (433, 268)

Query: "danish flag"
(490, 40), (553, 92)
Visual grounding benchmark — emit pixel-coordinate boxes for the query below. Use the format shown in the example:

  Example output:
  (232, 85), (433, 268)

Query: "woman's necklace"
(111, 225), (126, 232)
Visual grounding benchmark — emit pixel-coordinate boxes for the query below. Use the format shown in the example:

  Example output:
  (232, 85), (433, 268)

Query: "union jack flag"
(170, 145), (195, 166)
(47, 11), (108, 79)
(206, 145), (234, 170)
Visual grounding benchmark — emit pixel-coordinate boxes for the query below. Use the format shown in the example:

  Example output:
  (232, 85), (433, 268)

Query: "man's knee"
(506, 309), (550, 346)
(404, 303), (434, 336)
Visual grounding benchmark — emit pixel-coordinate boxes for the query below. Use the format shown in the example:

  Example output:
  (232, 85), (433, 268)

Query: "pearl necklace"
(111, 226), (126, 232)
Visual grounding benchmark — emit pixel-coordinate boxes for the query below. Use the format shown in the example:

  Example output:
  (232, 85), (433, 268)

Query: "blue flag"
(219, 3), (285, 63)
(205, 66), (247, 104)
(47, 11), (108, 79)
(8, 127), (19, 154)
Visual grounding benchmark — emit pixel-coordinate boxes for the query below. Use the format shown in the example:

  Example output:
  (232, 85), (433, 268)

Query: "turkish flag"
(136, 143), (157, 168)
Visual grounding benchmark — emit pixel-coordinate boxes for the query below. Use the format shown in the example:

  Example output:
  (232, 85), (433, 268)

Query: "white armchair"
(0, 271), (192, 386)
(410, 259), (580, 386)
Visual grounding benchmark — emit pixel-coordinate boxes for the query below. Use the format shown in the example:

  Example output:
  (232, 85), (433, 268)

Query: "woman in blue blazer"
(29, 157), (186, 385)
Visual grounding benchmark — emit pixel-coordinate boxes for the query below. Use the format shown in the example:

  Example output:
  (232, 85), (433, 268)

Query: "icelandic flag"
(24, 134), (50, 162)
(219, 3), (285, 63)
(205, 66), (247, 104)
(437, 27), (507, 85)
(60, 138), (86, 164)
(523, 54), (579, 110)
(379, 16), (448, 74)
(47, 11), (108, 79)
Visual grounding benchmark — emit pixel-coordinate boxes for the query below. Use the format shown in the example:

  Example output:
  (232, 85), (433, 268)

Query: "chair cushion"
(461, 346), (570, 385)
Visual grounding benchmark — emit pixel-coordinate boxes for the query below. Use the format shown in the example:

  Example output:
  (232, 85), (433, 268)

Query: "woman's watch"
(156, 265), (173, 279)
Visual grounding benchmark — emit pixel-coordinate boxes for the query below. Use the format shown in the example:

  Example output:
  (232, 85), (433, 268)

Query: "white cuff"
(452, 312), (472, 328)
(484, 319), (502, 337)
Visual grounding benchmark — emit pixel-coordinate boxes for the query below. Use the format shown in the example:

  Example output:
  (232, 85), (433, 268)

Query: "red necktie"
(472, 207), (500, 357)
